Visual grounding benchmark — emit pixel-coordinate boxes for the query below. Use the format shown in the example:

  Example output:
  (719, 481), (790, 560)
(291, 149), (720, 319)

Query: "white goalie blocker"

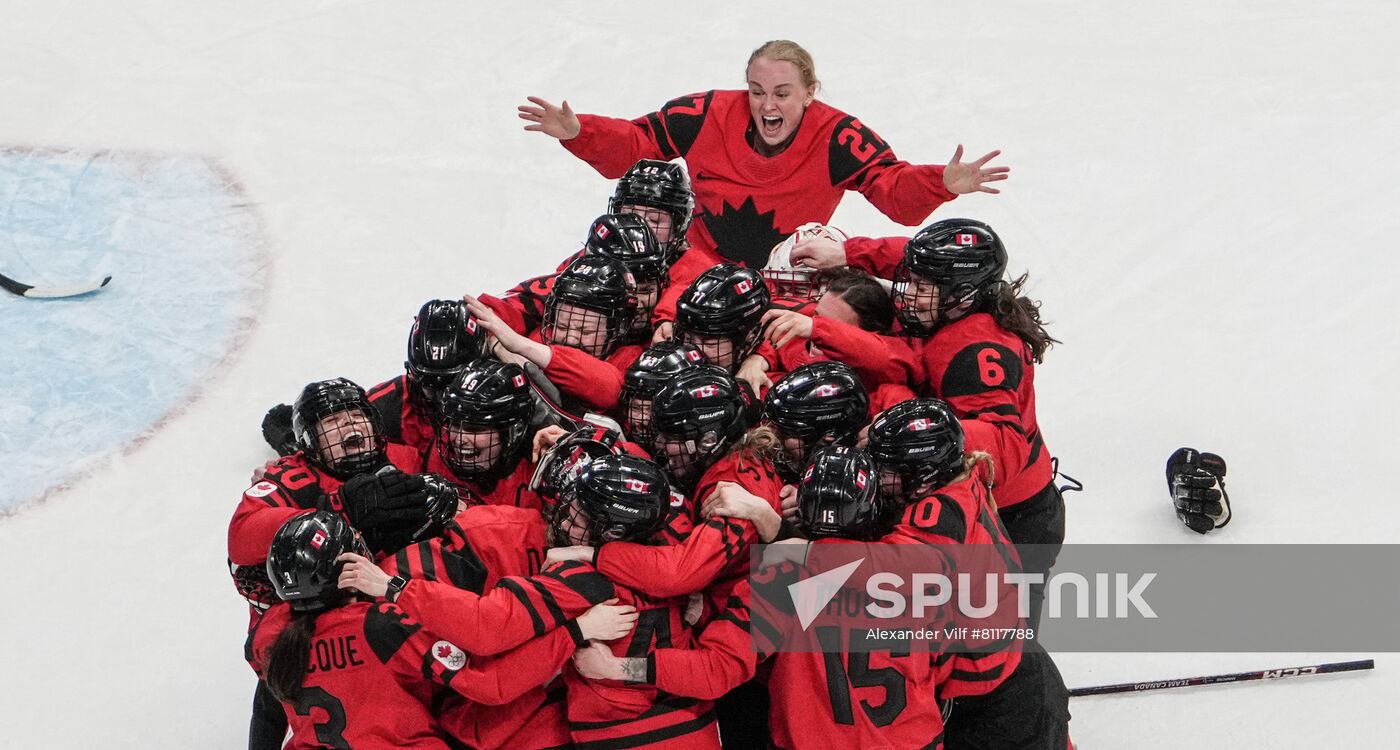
(760, 223), (848, 299)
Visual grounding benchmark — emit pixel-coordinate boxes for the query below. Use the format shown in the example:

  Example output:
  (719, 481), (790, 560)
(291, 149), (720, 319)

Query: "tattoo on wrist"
(621, 657), (647, 683)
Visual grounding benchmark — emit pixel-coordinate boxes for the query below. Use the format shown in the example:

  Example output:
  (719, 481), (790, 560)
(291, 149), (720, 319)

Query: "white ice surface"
(1, 1), (1397, 747)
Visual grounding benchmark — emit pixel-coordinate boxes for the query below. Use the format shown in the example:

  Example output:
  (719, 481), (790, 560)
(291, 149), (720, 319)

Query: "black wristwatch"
(385, 574), (410, 603)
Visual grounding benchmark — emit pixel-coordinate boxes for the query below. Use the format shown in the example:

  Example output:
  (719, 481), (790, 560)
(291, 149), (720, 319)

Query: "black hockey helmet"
(551, 454), (671, 547)
(405, 299), (485, 406)
(866, 398), (966, 502)
(893, 219), (1007, 336)
(544, 255), (637, 359)
(266, 511), (370, 612)
(649, 364), (749, 487)
(292, 378), (387, 478)
(608, 159), (694, 261)
(673, 263), (770, 371)
(529, 423), (624, 516)
(765, 362), (869, 476)
(619, 340), (707, 450)
(435, 360), (534, 479)
(584, 213), (667, 286)
(795, 445), (889, 541)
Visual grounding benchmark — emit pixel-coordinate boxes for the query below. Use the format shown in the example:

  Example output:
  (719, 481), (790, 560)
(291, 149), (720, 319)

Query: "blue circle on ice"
(0, 148), (267, 512)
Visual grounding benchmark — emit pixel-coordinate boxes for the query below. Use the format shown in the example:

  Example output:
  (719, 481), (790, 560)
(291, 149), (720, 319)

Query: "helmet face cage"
(892, 263), (944, 337)
(610, 158), (695, 262)
(439, 418), (524, 478)
(759, 267), (824, 300)
(620, 390), (657, 452)
(614, 203), (682, 253)
(543, 300), (625, 359)
(674, 325), (760, 372)
(652, 429), (726, 487)
(530, 430), (620, 516)
(307, 405), (385, 477)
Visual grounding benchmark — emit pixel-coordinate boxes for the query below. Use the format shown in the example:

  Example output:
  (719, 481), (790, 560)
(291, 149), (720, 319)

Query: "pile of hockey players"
(229, 159), (1231, 749)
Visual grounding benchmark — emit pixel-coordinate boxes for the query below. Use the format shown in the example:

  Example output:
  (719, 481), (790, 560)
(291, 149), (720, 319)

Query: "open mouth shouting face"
(747, 56), (814, 154)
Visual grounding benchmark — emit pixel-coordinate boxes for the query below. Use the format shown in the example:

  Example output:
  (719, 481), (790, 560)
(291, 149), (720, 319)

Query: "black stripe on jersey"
(363, 603), (422, 663)
(950, 661), (1007, 683)
(525, 576), (568, 629)
(919, 731), (946, 750)
(547, 561), (617, 605)
(1025, 430), (1045, 470)
(366, 376), (407, 443)
(710, 596), (750, 631)
(573, 709), (716, 750)
(964, 404), (1020, 419)
(976, 503), (1022, 575)
(569, 693), (707, 729)
(645, 113), (678, 159)
(439, 543), (488, 594)
(416, 542), (438, 582)
(498, 577), (548, 636)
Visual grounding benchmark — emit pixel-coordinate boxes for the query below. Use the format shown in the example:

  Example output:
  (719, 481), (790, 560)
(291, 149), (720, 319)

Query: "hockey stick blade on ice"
(1069, 659), (1374, 697)
(0, 271), (112, 298)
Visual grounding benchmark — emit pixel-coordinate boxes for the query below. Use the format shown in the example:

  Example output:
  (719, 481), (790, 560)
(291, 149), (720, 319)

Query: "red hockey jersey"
(562, 90), (958, 321)
(366, 374), (437, 452)
(247, 600), (573, 750)
(916, 312), (1053, 509)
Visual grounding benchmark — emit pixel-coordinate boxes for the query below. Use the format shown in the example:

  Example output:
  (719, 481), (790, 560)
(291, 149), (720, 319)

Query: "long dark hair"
(264, 609), (323, 702)
(985, 273), (1059, 363)
(819, 268), (894, 332)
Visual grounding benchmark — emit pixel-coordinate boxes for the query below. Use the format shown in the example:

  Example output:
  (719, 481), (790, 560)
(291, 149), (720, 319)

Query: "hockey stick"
(0, 270), (111, 298)
(1069, 659), (1374, 697)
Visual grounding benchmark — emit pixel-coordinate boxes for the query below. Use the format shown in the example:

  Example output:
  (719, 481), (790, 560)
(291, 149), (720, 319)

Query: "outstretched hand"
(518, 96), (581, 140)
(942, 145), (1010, 195)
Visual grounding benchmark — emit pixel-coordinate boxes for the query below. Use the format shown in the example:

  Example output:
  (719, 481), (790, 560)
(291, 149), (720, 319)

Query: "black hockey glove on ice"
(1166, 447), (1231, 534)
(261, 403), (298, 457)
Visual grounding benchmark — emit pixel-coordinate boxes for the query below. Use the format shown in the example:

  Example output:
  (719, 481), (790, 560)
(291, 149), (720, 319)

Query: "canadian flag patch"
(955, 233), (978, 246)
(908, 418), (930, 432)
(432, 640), (467, 671)
(855, 470), (868, 489)
(691, 385), (718, 398)
(466, 318), (478, 333)
(803, 465), (814, 482)
(734, 279), (752, 294)
(625, 478), (649, 492)
(685, 350), (702, 361)
(594, 224), (611, 239)
(813, 384), (838, 398)
(512, 374), (526, 388)
(309, 531), (326, 550)
(246, 481), (278, 498)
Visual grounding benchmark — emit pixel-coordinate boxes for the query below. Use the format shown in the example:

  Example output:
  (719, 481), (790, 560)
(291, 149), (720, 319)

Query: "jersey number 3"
(291, 686), (350, 749)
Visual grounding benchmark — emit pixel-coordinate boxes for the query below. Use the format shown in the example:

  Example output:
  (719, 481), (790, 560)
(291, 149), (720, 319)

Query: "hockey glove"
(261, 403), (298, 457)
(1166, 447), (1231, 534)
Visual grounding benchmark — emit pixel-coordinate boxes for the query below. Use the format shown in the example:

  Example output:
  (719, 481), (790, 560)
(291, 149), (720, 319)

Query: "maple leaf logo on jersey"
(698, 196), (788, 269)
(431, 640), (467, 670)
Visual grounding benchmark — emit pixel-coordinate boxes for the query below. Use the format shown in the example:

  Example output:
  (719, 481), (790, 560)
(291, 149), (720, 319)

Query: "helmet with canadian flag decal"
(893, 219), (1007, 336)
(405, 299), (484, 407)
(673, 263), (770, 370)
(866, 398), (966, 502)
(648, 365), (750, 487)
(266, 511), (370, 612)
(795, 445), (890, 541)
(435, 360), (534, 479)
(765, 362), (869, 479)
(551, 454), (671, 547)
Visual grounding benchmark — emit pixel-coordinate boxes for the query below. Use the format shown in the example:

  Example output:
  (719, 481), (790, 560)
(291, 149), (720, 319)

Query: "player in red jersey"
(420, 359), (550, 509)
(672, 263), (771, 374)
(366, 299), (485, 452)
(545, 453), (725, 750)
(867, 399), (1071, 749)
(467, 254), (641, 413)
(764, 362), (870, 486)
(618, 340), (707, 454)
(520, 39), (1008, 331)
(890, 220), (1065, 629)
(251, 512), (635, 750)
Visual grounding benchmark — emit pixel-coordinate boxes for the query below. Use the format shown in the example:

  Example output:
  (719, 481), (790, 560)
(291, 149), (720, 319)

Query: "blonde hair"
(949, 450), (999, 512)
(732, 424), (782, 471)
(746, 40), (820, 95)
